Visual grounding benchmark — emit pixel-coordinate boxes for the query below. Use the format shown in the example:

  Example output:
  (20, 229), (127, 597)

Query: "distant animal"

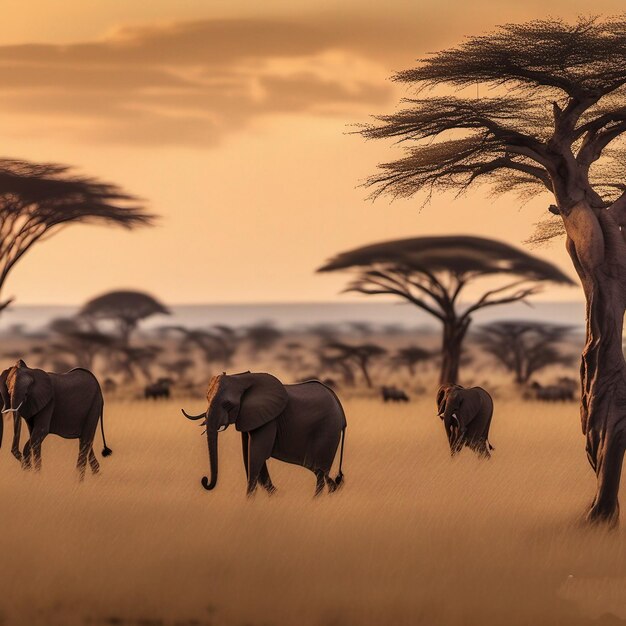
(102, 377), (118, 394)
(529, 380), (575, 401)
(436, 383), (494, 458)
(182, 372), (346, 497)
(381, 385), (409, 402)
(144, 377), (173, 400)
(0, 360), (111, 479)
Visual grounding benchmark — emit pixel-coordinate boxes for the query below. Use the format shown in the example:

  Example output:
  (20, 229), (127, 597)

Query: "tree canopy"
(319, 235), (574, 320)
(81, 290), (169, 344)
(358, 16), (626, 243)
(0, 158), (155, 311)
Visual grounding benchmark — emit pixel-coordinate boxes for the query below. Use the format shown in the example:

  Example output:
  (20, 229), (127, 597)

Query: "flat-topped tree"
(318, 235), (573, 385)
(0, 159), (154, 313)
(81, 290), (169, 346)
(474, 320), (576, 385)
(357, 16), (626, 525)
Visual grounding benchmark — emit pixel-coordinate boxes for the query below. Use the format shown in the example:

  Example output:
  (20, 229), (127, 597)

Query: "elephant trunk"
(201, 428), (218, 491)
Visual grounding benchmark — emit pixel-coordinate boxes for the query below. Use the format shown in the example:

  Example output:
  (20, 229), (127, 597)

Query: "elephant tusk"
(217, 425), (228, 432)
(181, 408), (206, 420)
(1, 401), (22, 414)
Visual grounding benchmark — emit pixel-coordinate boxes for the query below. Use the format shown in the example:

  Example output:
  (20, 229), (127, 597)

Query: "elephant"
(436, 383), (494, 458)
(182, 372), (347, 497)
(0, 360), (112, 479)
(529, 380), (575, 401)
(381, 385), (409, 402)
(144, 377), (173, 400)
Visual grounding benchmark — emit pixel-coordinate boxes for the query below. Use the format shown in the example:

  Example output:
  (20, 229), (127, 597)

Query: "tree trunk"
(440, 318), (470, 385)
(563, 204), (626, 526)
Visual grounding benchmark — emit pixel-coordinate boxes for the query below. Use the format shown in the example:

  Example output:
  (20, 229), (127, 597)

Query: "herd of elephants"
(0, 358), (495, 494)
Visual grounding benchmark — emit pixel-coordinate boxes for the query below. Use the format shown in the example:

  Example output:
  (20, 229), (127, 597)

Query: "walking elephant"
(0, 360), (112, 479)
(182, 372), (347, 497)
(436, 383), (494, 458)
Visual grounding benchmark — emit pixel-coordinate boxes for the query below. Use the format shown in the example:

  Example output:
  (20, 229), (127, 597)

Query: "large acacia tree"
(318, 235), (573, 384)
(0, 159), (154, 312)
(357, 16), (626, 525)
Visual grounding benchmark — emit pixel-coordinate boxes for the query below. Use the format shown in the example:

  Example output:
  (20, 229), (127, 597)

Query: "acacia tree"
(318, 236), (573, 385)
(0, 159), (153, 313)
(81, 290), (169, 346)
(392, 345), (432, 377)
(356, 16), (626, 525)
(474, 321), (576, 384)
(322, 341), (387, 388)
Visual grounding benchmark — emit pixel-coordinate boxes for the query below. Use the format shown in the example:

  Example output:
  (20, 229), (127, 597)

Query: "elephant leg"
(30, 427), (47, 472)
(259, 463), (277, 495)
(247, 421), (277, 497)
(21, 439), (32, 470)
(587, 436), (625, 527)
(88, 448), (100, 474)
(76, 440), (90, 481)
(241, 432), (249, 480)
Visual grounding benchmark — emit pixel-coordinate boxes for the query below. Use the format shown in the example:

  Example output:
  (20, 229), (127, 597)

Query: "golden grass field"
(0, 394), (625, 626)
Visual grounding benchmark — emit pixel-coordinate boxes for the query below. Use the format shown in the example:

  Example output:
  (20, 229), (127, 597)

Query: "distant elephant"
(144, 377), (172, 400)
(0, 360), (112, 479)
(182, 372), (347, 497)
(381, 385), (409, 402)
(436, 383), (494, 458)
(529, 381), (574, 401)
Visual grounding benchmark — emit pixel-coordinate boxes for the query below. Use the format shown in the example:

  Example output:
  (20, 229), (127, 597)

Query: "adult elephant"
(436, 383), (494, 458)
(0, 360), (112, 479)
(182, 372), (346, 497)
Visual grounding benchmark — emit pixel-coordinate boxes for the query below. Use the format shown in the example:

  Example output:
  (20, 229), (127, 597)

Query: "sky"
(1, 0), (622, 305)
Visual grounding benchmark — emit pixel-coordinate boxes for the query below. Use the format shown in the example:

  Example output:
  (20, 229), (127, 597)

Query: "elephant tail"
(100, 401), (112, 457)
(334, 428), (346, 487)
(488, 440), (495, 451)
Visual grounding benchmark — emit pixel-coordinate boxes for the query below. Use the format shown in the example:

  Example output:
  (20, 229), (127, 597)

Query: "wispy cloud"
(0, 17), (417, 146)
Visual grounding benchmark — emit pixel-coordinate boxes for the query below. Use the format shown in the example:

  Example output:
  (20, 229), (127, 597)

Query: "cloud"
(0, 17), (414, 147)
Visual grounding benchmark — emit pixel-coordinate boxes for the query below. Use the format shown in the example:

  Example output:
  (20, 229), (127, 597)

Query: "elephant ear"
(0, 369), (10, 411)
(436, 385), (447, 417)
(235, 373), (288, 432)
(27, 369), (54, 414)
(458, 388), (481, 427)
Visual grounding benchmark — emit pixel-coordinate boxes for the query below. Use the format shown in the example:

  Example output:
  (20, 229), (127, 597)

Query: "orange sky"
(2, 0), (622, 305)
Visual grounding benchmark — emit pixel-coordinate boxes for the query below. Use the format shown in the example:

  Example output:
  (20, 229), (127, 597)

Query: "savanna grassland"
(0, 394), (624, 626)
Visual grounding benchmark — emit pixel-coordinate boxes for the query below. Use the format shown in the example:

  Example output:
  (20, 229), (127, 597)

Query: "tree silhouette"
(318, 236), (573, 385)
(475, 321), (577, 384)
(165, 325), (239, 369)
(48, 316), (116, 370)
(357, 16), (626, 524)
(322, 341), (387, 388)
(392, 345), (432, 377)
(81, 290), (169, 346)
(244, 322), (283, 354)
(0, 159), (154, 313)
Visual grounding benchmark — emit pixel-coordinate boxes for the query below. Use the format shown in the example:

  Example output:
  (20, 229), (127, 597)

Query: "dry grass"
(0, 396), (625, 626)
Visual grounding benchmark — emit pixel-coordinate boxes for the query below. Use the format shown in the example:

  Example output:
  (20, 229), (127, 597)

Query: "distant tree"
(0, 159), (153, 315)
(318, 236), (573, 385)
(81, 290), (169, 346)
(355, 16), (626, 524)
(244, 322), (283, 354)
(48, 316), (116, 370)
(392, 345), (432, 377)
(165, 325), (239, 369)
(112, 345), (163, 382)
(475, 321), (577, 384)
(347, 321), (373, 337)
(160, 357), (195, 383)
(323, 341), (387, 388)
